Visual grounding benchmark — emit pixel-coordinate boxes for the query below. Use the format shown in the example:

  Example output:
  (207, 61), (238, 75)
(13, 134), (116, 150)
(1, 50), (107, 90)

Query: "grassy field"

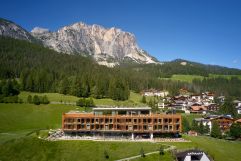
(168, 74), (204, 83)
(0, 103), (79, 133)
(0, 103), (241, 161)
(161, 74), (241, 83)
(209, 74), (241, 80)
(164, 135), (241, 161)
(19, 91), (145, 107)
(133, 152), (173, 161)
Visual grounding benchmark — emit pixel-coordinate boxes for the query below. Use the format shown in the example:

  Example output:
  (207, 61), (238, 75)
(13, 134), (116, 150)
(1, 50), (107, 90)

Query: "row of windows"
(64, 124), (180, 131)
(64, 118), (180, 124)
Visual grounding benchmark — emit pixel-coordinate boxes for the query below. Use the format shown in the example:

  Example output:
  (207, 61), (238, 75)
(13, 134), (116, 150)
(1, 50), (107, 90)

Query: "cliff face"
(31, 22), (158, 66)
(0, 18), (36, 42)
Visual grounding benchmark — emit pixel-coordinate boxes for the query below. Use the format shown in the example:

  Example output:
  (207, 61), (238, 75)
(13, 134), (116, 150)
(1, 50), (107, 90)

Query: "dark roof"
(176, 150), (205, 161)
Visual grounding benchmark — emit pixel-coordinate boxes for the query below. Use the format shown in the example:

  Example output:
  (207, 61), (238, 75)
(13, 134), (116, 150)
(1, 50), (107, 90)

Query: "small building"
(235, 118), (241, 124)
(191, 94), (202, 102)
(202, 92), (214, 101)
(237, 106), (241, 114)
(142, 89), (168, 97)
(205, 103), (219, 112)
(175, 149), (212, 161)
(190, 105), (207, 114)
(217, 96), (225, 103)
(188, 130), (198, 136)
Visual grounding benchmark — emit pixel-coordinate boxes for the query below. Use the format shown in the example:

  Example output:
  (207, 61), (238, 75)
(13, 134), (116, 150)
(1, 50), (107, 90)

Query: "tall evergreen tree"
(211, 121), (222, 138)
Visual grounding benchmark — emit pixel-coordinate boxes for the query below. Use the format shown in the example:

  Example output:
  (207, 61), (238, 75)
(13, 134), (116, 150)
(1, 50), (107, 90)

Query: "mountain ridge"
(30, 21), (158, 67)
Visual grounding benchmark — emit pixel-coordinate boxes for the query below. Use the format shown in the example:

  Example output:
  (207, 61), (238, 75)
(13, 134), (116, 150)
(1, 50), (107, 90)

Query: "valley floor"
(0, 103), (241, 161)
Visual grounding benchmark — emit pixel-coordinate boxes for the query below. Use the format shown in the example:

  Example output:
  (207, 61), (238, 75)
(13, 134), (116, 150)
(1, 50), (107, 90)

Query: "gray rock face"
(0, 18), (36, 42)
(31, 22), (158, 66)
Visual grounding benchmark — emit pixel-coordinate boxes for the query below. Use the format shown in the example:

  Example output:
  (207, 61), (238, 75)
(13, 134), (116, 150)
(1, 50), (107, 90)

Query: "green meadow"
(161, 74), (241, 83)
(19, 91), (145, 107)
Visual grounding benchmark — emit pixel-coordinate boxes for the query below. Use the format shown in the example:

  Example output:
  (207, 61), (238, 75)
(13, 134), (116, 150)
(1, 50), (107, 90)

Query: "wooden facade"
(62, 113), (182, 134)
(211, 116), (234, 132)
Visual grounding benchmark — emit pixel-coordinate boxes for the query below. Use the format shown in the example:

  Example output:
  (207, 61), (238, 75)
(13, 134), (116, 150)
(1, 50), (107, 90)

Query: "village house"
(188, 130), (198, 136)
(202, 92), (215, 101)
(191, 94), (202, 103)
(205, 103), (219, 112)
(195, 115), (234, 133)
(234, 100), (241, 114)
(210, 115), (234, 132)
(190, 104), (207, 114)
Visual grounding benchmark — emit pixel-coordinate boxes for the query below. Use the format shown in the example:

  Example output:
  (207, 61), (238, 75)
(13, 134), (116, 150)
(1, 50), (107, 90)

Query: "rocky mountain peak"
(0, 18), (159, 67)
(31, 21), (158, 66)
(0, 18), (36, 42)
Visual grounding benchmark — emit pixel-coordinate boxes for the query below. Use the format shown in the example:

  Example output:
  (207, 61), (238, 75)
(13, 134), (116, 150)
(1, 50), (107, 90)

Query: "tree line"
(1, 36), (241, 101)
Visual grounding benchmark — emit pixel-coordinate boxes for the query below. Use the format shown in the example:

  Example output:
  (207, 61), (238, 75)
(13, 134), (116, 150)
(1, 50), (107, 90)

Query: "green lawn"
(0, 103), (79, 133)
(19, 91), (145, 107)
(0, 137), (166, 161)
(0, 103), (241, 161)
(162, 135), (241, 161)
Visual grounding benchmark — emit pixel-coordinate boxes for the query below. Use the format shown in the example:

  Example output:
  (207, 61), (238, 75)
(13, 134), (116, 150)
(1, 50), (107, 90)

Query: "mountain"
(0, 18), (37, 43)
(31, 22), (158, 67)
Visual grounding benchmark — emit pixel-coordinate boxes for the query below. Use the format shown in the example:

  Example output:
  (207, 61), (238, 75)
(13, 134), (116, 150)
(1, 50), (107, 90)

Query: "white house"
(143, 90), (168, 97)
(237, 107), (241, 114)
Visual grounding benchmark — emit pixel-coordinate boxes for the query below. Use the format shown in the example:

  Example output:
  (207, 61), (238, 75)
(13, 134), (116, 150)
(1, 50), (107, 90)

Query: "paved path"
(115, 145), (175, 161)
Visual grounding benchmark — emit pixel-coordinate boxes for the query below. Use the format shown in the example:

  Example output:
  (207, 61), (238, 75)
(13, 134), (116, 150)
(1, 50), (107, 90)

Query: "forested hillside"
(0, 36), (241, 100)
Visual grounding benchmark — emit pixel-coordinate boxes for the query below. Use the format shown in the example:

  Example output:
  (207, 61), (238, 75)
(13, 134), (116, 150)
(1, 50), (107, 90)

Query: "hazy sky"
(1, 0), (241, 69)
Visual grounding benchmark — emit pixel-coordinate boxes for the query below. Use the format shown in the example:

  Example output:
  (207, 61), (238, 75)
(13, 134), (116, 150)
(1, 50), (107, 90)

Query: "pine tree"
(211, 121), (222, 138)
(230, 123), (241, 139)
(191, 120), (199, 132)
(33, 95), (40, 105)
(199, 122), (204, 135)
(204, 124), (210, 134)
(140, 147), (145, 158)
(219, 98), (237, 118)
(182, 117), (190, 133)
(141, 95), (146, 103)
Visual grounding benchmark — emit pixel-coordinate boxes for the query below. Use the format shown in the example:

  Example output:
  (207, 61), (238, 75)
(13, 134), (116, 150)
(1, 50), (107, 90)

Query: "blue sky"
(1, 0), (241, 69)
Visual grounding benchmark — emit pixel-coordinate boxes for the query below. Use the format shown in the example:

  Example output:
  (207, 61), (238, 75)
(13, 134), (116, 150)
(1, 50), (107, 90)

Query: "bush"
(33, 95), (40, 105)
(104, 150), (109, 159)
(76, 98), (95, 107)
(0, 95), (22, 103)
(42, 95), (50, 104)
(29, 95), (49, 105)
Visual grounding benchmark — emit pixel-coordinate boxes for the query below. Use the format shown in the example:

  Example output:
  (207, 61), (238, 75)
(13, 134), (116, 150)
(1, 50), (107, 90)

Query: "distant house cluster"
(160, 91), (218, 114)
(141, 89), (169, 97)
